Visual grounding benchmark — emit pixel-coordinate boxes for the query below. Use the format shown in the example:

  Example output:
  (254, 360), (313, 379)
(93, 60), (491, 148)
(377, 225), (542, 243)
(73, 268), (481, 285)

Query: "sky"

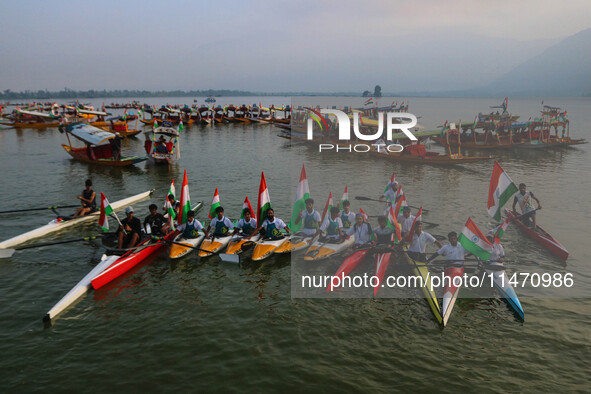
(1, 0), (590, 93)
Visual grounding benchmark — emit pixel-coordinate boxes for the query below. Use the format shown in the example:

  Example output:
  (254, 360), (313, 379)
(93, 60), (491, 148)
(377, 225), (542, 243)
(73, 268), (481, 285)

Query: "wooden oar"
(0, 204), (80, 214)
(154, 237), (239, 264)
(354, 196), (429, 212)
(0, 236), (101, 258)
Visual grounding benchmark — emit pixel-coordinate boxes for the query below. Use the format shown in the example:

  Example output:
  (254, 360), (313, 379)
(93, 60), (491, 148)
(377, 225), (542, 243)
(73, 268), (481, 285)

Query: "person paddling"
(176, 210), (204, 238)
(347, 213), (373, 248)
(294, 198), (321, 237)
(143, 204), (168, 236)
(118, 206), (142, 249)
(397, 206), (417, 239)
(235, 208), (257, 237)
(205, 206), (234, 239)
(319, 206), (344, 243)
(427, 231), (466, 263)
(252, 208), (290, 239)
(379, 181), (399, 203)
(340, 200), (355, 230)
(373, 216), (394, 246)
(512, 183), (542, 229)
(74, 179), (96, 217)
(407, 221), (442, 261)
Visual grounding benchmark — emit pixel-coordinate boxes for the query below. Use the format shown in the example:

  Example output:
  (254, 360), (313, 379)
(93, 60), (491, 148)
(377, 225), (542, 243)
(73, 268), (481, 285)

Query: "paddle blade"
(219, 253), (240, 264)
(0, 248), (16, 258)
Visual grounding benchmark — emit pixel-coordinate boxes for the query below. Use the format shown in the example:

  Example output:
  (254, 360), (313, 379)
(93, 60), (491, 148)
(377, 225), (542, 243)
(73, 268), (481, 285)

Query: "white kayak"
(0, 189), (154, 249)
(226, 233), (261, 255)
(485, 262), (525, 321)
(251, 236), (290, 261)
(198, 234), (233, 257)
(169, 232), (205, 259)
(304, 236), (355, 261)
(289, 234), (319, 253)
(43, 254), (118, 323)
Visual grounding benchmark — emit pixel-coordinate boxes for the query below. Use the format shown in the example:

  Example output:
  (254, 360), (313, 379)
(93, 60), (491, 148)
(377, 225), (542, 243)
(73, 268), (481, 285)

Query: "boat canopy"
(65, 123), (114, 145)
(153, 126), (180, 137)
(77, 108), (110, 116)
(16, 109), (56, 118)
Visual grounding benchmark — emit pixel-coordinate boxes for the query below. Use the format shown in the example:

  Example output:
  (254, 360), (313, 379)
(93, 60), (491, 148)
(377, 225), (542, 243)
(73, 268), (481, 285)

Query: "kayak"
(485, 261), (525, 321)
(43, 254), (118, 323)
(373, 251), (393, 296)
(0, 189), (154, 249)
(304, 236), (355, 261)
(251, 236), (290, 261)
(505, 209), (568, 260)
(225, 233), (261, 255)
(403, 247), (443, 325)
(327, 247), (372, 292)
(289, 234), (318, 253)
(441, 263), (464, 327)
(169, 232), (205, 259)
(198, 234), (233, 257)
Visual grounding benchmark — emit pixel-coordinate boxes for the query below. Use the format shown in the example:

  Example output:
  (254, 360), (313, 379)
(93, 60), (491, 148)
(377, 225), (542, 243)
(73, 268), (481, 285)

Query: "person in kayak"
(74, 179), (96, 217)
(379, 181), (399, 203)
(118, 206), (142, 249)
(407, 221), (442, 261)
(347, 213), (373, 248)
(319, 206), (345, 243)
(163, 194), (180, 219)
(397, 206), (417, 239)
(427, 232), (466, 263)
(486, 231), (505, 263)
(512, 183), (542, 229)
(143, 204), (168, 235)
(252, 208), (290, 239)
(235, 208), (257, 236)
(205, 206), (234, 239)
(373, 216), (394, 246)
(176, 210), (204, 238)
(294, 198), (321, 237)
(340, 200), (356, 231)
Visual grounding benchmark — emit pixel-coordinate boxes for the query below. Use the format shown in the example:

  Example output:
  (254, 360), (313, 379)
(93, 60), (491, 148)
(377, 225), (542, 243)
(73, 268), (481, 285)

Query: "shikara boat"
(144, 121), (180, 164)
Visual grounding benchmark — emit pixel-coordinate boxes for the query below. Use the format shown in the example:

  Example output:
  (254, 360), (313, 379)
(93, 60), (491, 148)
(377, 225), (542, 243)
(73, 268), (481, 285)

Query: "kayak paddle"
(0, 204), (80, 214)
(0, 236), (102, 258)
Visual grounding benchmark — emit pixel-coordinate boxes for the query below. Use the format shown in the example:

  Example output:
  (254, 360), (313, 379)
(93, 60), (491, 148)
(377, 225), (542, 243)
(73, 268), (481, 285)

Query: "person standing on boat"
(111, 132), (122, 161)
(176, 210), (204, 238)
(340, 200), (356, 231)
(118, 206), (142, 249)
(347, 213), (372, 248)
(143, 204), (168, 236)
(512, 183), (542, 229)
(235, 208), (257, 237)
(205, 206), (234, 239)
(319, 207), (345, 242)
(407, 222), (442, 262)
(427, 232), (466, 263)
(74, 179), (96, 217)
(294, 198), (321, 237)
(252, 208), (290, 239)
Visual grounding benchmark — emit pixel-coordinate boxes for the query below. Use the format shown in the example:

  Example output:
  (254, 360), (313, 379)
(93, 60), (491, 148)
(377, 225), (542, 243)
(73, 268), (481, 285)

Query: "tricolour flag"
(406, 206), (422, 243)
(364, 98), (374, 106)
(394, 186), (407, 217)
(440, 120), (448, 137)
(290, 164), (310, 233)
(257, 172), (272, 222)
(492, 217), (511, 244)
(458, 217), (493, 260)
(98, 192), (113, 231)
(241, 196), (255, 219)
(487, 161), (518, 221)
(178, 170), (191, 225)
(472, 115), (478, 129)
(178, 118), (184, 133)
(321, 192), (333, 222)
(383, 172), (396, 193)
(339, 186), (349, 209)
(387, 205), (402, 243)
(359, 208), (369, 222)
(209, 188), (221, 219)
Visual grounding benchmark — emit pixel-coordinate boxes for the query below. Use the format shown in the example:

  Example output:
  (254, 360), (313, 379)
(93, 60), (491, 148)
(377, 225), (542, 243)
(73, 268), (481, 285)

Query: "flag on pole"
(257, 172), (272, 222)
(387, 205), (402, 243)
(339, 186), (349, 209)
(406, 206), (423, 243)
(290, 164), (310, 233)
(440, 120), (448, 137)
(241, 196), (256, 219)
(359, 208), (369, 222)
(458, 217), (493, 260)
(209, 188), (221, 219)
(394, 187), (407, 217)
(321, 192), (333, 222)
(383, 172), (396, 193)
(487, 161), (518, 221)
(98, 192), (113, 231)
(178, 170), (191, 225)
(492, 216), (511, 244)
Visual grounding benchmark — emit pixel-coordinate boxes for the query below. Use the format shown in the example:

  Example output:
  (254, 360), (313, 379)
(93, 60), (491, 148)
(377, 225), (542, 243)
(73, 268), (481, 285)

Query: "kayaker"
(427, 232), (466, 263)
(143, 204), (168, 235)
(319, 206), (345, 242)
(235, 208), (257, 237)
(205, 206), (234, 239)
(176, 210), (204, 238)
(373, 216), (394, 245)
(486, 232), (505, 263)
(407, 222), (442, 261)
(294, 198), (321, 237)
(397, 206), (417, 239)
(118, 206), (142, 249)
(340, 200), (356, 230)
(163, 194), (180, 219)
(512, 183), (542, 229)
(252, 208), (290, 239)
(74, 179), (96, 217)
(347, 213), (373, 248)
(379, 181), (399, 203)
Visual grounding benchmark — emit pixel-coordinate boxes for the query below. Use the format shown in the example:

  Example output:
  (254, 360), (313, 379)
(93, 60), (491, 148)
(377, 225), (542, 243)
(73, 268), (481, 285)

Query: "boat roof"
(65, 123), (114, 145)
(77, 108), (110, 116)
(17, 109), (56, 118)
(153, 126), (179, 136)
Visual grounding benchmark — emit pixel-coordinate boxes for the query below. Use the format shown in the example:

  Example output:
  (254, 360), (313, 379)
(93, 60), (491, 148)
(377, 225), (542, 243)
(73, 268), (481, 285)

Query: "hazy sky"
(1, 0), (590, 93)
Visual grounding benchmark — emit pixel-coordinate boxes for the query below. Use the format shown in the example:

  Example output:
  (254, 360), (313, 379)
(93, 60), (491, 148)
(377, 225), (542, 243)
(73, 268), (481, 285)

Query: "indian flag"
(383, 172), (396, 193)
(487, 161), (518, 221)
(472, 115), (478, 129)
(241, 196), (255, 219)
(178, 118), (184, 133)
(394, 187), (407, 217)
(364, 98), (374, 106)
(98, 192), (113, 231)
(209, 188), (221, 219)
(257, 172), (272, 222)
(339, 186), (349, 209)
(138, 108), (143, 119)
(406, 206), (422, 243)
(321, 192), (333, 222)
(440, 120), (448, 137)
(178, 170), (191, 225)
(290, 164), (310, 233)
(387, 205), (402, 243)
(492, 216), (511, 244)
(458, 217), (493, 260)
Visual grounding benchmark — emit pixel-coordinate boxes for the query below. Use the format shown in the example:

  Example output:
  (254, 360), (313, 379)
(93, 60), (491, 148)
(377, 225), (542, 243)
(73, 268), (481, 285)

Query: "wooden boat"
(0, 108), (60, 128)
(144, 121), (180, 165)
(61, 123), (147, 166)
(505, 209), (568, 260)
(99, 116), (142, 137)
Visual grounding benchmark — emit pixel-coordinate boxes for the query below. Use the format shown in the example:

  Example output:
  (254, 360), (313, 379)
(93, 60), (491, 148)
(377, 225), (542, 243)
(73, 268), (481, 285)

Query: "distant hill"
(479, 28), (591, 97)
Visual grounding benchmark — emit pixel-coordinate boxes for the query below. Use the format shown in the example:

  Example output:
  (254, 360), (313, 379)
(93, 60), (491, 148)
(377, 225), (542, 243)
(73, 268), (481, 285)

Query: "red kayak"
(373, 252), (393, 296)
(505, 209), (568, 261)
(328, 247), (371, 292)
(91, 231), (176, 290)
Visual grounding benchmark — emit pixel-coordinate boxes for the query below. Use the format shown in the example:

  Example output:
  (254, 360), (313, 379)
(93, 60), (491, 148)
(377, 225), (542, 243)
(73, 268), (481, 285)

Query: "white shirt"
(299, 209), (321, 235)
(340, 211), (356, 229)
(383, 188), (397, 203)
(514, 191), (535, 214)
(320, 216), (343, 232)
(347, 222), (371, 244)
(262, 218), (287, 231)
(176, 218), (204, 232)
(397, 214), (417, 233)
(237, 217), (257, 230)
(408, 232), (436, 253)
(209, 216), (234, 231)
(490, 243), (505, 262)
(437, 243), (466, 261)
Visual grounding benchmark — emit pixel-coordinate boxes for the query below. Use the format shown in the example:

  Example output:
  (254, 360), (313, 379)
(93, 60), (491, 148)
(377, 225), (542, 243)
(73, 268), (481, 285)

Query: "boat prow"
(505, 209), (568, 260)
(251, 236), (289, 261)
(198, 234), (233, 257)
(441, 264), (464, 327)
(169, 233), (205, 259)
(304, 236), (355, 261)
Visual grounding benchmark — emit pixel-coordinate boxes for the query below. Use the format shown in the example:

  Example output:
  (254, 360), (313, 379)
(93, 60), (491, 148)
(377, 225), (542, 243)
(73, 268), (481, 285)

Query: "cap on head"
(125, 206), (134, 214)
